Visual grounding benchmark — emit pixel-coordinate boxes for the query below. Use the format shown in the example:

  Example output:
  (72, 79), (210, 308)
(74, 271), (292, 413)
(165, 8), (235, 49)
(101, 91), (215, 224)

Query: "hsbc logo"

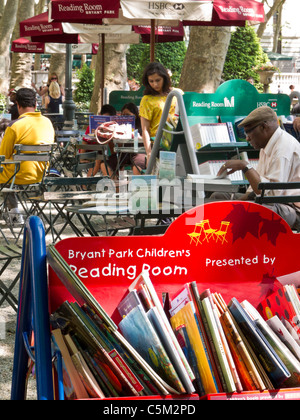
(148, 2), (185, 11)
(271, 102), (277, 108)
(173, 3), (185, 10)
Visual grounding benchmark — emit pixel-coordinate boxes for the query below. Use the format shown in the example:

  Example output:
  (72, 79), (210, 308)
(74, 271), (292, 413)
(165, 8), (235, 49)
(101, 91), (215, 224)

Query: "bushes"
(74, 63), (95, 110)
(223, 24), (268, 90)
(127, 41), (187, 87)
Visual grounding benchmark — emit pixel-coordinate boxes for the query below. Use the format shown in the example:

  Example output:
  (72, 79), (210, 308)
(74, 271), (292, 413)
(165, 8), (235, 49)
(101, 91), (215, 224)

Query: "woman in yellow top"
(139, 62), (182, 165)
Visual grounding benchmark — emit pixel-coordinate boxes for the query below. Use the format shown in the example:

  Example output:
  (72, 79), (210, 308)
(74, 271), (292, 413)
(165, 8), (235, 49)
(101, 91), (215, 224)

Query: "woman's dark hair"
(142, 62), (171, 96)
(100, 104), (116, 115)
(0, 118), (10, 134)
(121, 102), (141, 134)
(16, 88), (37, 108)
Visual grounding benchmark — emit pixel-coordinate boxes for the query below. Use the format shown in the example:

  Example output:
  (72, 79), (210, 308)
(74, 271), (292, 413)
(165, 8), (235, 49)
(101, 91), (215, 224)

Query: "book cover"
(266, 315), (300, 362)
(89, 115), (135, 135)
(128, 272), (195, 387)
(64, 333), (106, 398)
(174, 324), (205, 396)
(170, 301), (219, 395)
(119, 304), (185, 393)
(189, 282), (223, 392)
(201, 296), (237, 393)
(217, 301), (265, 391)
(255, 318), (300, 388)
(147, 306), (195, 395)
(159, 151), (176, 181)
(220, 313), (258, 391)
(129, 175), (158, 212)
(53, 301), (140, 397)
(257, 285), (300, 340)
(83, 304), (160, 396)
(228, 297), (291, 388)
(52, 328), (89, 399)
(47, 245), (117, 331)
(117, 290), (141, 319)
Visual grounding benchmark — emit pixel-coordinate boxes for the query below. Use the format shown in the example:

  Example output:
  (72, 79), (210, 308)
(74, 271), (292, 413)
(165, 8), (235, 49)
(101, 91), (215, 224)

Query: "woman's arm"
(32, 82), (48, 97)
(140, 116), (152, 164)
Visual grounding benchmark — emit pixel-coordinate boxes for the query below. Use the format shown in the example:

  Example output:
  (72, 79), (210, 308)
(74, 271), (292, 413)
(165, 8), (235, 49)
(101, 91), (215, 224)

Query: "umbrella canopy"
(11, 37), (97, 54)
(19, 11), (140, 112)
(134, 22), (185, 44)
(49, 0), (119, 23)
(11, 38), (45, 54)
(49, 0), (264, 24)
(184, 0), (265, 26)
(48, 0), (264, 61)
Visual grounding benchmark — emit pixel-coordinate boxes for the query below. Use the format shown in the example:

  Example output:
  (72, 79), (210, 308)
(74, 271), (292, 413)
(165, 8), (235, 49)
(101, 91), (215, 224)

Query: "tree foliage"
(74, 63), (95, 109)
(126, 41), (187, 87)
(223, 24), (268, 87)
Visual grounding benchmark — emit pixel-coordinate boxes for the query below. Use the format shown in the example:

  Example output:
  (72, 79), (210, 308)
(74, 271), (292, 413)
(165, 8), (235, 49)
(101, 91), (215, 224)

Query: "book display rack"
(11, 201), (300, 400)
(145, 79), (291, 177)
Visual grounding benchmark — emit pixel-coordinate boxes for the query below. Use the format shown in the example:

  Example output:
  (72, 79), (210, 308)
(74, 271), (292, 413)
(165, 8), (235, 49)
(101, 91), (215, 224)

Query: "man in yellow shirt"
(0, 87), (55, 223)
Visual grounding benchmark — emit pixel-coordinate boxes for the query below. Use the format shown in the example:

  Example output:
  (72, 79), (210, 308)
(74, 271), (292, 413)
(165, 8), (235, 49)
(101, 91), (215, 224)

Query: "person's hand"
(293, 117), (300, 133)
(217, 160), (248, 177)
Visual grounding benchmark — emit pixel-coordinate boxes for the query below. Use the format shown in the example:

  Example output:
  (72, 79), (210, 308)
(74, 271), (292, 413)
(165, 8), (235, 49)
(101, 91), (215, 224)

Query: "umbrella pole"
(63, 44), (76, 124)
(101, 33), (105, 107)
(150, 19), (155, 62)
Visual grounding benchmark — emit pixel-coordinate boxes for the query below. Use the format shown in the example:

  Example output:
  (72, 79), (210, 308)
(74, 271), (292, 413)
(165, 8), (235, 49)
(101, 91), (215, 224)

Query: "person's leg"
(262, 203), (298, 229)
(205, 192), (245, 202)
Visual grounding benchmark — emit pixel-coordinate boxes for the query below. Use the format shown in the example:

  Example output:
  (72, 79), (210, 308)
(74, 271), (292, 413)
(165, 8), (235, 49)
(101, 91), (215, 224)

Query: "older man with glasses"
(207, 106), (300, 230)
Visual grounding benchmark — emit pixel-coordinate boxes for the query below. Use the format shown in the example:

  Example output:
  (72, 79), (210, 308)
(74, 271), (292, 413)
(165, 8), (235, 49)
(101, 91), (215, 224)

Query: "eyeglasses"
(244, 122), (263, 136)
(51, 77), (57, 80)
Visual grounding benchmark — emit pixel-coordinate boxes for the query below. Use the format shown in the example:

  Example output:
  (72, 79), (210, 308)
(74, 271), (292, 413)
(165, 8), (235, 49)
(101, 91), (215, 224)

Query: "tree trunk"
(10, 0), (36, 90)
(256, 0), (286, 39)
(179, 26), (231, 93)
(90, 43), (128, 114)
(0, 0), (19, 94)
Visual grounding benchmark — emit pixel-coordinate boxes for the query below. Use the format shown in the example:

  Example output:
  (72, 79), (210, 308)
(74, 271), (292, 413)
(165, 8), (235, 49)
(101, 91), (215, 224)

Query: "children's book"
(228, 297), (291, 388)
(119, 304), (185, 394)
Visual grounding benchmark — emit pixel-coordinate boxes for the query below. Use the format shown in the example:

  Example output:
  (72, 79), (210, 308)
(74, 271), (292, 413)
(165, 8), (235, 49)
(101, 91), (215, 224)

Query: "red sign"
(213, 0), (265, 22)
(11, 38), (45, 54)
(185, 0), (264, 26)
(49, 0), (119, 23)
(49, 202), (299, 321)
(20, 12), (80, 43)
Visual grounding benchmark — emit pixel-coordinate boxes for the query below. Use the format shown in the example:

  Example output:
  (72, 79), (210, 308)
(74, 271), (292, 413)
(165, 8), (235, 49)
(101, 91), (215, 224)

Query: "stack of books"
(190, 122), (235, 150)
(48, 245), (300, 399)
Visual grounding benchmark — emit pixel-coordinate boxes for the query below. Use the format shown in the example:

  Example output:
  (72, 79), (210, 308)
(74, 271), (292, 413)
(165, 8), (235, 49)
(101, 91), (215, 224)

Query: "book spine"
(201, 297), (236, 393)
(143, 273), (196, 383)
(109, 349), (144, 393)
(189, 282), (223, 392)
(220, 313), (258, 391)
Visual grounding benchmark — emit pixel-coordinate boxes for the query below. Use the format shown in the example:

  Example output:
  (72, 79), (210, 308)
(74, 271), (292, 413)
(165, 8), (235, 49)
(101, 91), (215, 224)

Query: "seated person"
(83, 104), (117, 178)
(0, 88), (55, 223)
(45, 81), (63, 113)
(102, 103), (146, 177)
(208, 106), (300, 230)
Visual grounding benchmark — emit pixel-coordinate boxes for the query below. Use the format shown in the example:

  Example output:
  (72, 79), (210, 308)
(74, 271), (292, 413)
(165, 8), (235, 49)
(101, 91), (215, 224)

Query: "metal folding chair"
(0, 144), (54, 243)
(0, 244), (22, 311)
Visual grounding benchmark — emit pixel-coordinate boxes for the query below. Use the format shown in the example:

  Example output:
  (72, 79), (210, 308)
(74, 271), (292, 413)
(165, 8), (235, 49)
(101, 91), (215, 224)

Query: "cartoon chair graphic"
(202, 219), (217, 242)
(187, 222), (204, 246)
(215, 221), (230, 244)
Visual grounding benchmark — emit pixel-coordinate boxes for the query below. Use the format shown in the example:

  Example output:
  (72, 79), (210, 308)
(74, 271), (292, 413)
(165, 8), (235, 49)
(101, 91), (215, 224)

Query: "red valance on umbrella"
(134, 22), (185, 43)
(20, 12), (79, 43)
(184, 0), (265, 26)
(11, 37), (98, 54)
(11, 38), (45, 53)
(49, 0), (119, 23)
